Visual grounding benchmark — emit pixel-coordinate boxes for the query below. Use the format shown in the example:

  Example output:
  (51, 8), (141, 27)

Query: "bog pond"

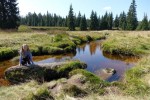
(0, 40), (138, 85)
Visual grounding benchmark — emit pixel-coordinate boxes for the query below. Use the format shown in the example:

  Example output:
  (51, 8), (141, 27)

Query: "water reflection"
(37, 40), (138, 82)
(0, 40), (138, 85)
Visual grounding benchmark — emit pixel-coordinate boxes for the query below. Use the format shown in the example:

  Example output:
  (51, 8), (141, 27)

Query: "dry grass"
(68, 31), (107, 40)
(0, 81), (42, 100)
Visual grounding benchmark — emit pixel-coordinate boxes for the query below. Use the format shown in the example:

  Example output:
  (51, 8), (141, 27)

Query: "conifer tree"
(68, 4), (75, 31)
(126, 0), (138, 30)
(100, 12), (108, 30)
(76, 12), (81, 27)
(114, 15), (119, 29)
(0, 0), (19, 29)
(94, 12), (99, 30)
(108, 13), (113, 30)
(119, 11), (127, 30)
(90, 10), (95, 30)
(137, 14), (149, 30)
(80, 15), (87, 31)
(90, 11), (99, 30)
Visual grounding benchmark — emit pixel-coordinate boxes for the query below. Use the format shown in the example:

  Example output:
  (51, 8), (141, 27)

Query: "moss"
(69, 69), (102, 84)
(53, 33), (69, 42)
(42, 46), (64, 55)
(55, 61), (87, 77)
(64, 45), (76, 52)
(81, 35), (93, 42)
(11, 56), (20, 62)
(18, 25), (32, 32)
(30, 46), (42, 56)
(72, 38), (83, 45)
(5, 61), (87, 84)
(0, 48), (18, 60)
(69, 69), (110, 94)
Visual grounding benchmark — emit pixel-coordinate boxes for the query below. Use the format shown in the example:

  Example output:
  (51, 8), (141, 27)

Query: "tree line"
(20, 12), (67, 27)
(0, 0), (150, 31)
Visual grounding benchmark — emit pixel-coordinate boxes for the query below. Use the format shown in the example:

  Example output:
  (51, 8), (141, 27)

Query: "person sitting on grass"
(19, 44), (34, 66)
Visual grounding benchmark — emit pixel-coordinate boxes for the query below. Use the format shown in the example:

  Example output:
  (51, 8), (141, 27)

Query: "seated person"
(19, 44), (34, 66)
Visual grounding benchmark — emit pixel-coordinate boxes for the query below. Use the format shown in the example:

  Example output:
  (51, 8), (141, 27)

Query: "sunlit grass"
(101, 31), (150, 56)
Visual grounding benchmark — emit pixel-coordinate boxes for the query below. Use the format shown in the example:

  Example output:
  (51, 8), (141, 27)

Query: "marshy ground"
(0, 26), (150, 100)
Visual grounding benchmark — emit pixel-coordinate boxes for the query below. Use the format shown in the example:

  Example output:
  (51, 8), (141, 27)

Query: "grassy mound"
(124, 56), (150, 96)
(5, 61), (87, 84)
(0, 81), (54, 100)
(102, 31), (150, 56)
(69, 69), (109, 94)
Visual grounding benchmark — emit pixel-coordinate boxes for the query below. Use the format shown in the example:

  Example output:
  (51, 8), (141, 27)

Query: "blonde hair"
(20, 44), (30, 54)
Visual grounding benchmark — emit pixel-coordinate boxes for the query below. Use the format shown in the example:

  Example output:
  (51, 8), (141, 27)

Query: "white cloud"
(103, 6), (112, 11)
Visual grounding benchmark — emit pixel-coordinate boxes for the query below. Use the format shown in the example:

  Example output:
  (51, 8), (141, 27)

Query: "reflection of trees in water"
(89, 41), (100, 55)
(102, 51), (138, 63)
(77, 41), (101, 55)
(77, 44), (86, 53)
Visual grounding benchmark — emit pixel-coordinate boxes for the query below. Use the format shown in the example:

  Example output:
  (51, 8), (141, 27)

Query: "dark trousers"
(21, 56), (31, 65)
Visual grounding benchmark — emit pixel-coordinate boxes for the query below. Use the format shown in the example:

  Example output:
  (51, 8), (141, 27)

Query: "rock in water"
(5, 61), (87, 84)
(95, 68), (117, 80)
(102, 68), (116, 75)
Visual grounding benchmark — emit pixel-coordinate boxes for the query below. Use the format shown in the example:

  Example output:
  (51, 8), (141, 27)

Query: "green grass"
(101, 31), (150, 56)
(0, 32), (74, 60)
(0, 29), (107, 60)
(54, 61), (87, 77)
(5, 60), (87, 84)
(63, 85), (88, 97)
(1, 29), (150, 99)
(18, 25), (32, 32)
(30, 26), (68, 31)
(69, 69), (109, 94)
(0, 81), (54, 100)
(124, 56), (150, 96)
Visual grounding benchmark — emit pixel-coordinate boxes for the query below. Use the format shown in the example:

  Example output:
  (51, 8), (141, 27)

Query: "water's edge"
(0, 40), (138, 86)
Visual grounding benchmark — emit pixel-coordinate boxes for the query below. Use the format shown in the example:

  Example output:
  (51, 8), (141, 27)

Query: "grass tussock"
(18, 25), (32, 32)
(0, 81), (54, 100)
(102, 31), (150, 56)
(124, 55), (150, 96)
(69, 69), (110, 94)
(0, 29), (106, 60)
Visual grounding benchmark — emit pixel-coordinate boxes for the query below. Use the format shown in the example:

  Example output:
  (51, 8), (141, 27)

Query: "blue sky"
(18, 0), (150, 21)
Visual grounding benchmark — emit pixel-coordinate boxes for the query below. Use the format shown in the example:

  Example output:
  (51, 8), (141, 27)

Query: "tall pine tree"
(107, 13), (113, 30)
(126, 0), (138, 30)
(0, 0), (7, 28)
(137, 14), (149, 30)
(100, 12), (108, 30)
(114, 15), (119, 29)
(76, 12), (81, 27)
(68, 4), (75, 31)
(90, 10), (95, 30)
(119, 11), (127, 30)
(0, 0), (19, 29)
(90, 11), (99, 30)
(80, 15), (87, 31)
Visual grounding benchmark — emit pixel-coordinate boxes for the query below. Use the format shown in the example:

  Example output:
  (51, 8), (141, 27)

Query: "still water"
(0, 40), (138, 86)
(37, 40), (138, 82)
